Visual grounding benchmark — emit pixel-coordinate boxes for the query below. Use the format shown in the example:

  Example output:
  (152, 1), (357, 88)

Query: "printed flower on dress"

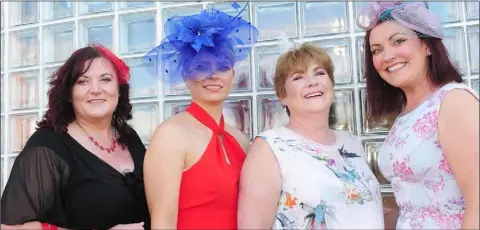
(412, 110), (439, 138)
(392, 160), (414, 181)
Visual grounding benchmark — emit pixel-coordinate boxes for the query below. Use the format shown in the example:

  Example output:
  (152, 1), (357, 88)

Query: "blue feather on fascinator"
(143, 2), (259, 84)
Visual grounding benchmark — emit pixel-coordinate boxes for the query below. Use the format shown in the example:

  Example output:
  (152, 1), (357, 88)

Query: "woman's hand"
(109, 222), (144, 229)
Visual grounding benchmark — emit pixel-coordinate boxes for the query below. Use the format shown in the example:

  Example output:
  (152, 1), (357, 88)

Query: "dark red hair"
(37, 44), (133, 145)
(363, 29), (463, 123)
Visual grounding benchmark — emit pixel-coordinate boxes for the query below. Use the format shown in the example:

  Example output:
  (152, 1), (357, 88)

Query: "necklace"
(76, 121), (119, 154)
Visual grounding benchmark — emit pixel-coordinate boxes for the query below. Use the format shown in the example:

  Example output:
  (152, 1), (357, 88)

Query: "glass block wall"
(1, 1), (479, 204)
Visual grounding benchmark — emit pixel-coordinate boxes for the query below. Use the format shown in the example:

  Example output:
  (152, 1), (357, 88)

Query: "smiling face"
(185, 51), (235, 103)
(369, 21), (431, 89)
(281, 61), (334, 115)
(71, 57), (120, 121)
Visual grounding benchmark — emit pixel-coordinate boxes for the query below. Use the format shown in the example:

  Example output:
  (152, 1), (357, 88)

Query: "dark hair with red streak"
(364, 29), (463, 123)
(37, 44), (133, 145)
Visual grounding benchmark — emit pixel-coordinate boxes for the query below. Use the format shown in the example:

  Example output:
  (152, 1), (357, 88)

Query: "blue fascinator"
(143, 2), (259, 84)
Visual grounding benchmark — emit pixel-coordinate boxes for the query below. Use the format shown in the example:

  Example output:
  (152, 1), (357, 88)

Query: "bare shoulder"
(149, 112), (194, 151)
(441, 88), (479, 107)
(225, 124), (251, 154)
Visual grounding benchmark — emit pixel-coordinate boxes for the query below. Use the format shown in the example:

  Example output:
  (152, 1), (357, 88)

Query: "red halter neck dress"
(177, 102), (246, 229)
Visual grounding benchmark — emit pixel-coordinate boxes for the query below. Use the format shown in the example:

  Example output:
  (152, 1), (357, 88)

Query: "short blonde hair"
(273, 43), (335, 99)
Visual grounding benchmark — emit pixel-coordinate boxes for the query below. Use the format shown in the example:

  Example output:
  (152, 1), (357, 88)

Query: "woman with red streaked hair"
(1, 44), (150, 230)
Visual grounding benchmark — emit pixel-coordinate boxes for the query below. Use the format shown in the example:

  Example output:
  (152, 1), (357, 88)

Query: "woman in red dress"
(142, 3), (259, 229)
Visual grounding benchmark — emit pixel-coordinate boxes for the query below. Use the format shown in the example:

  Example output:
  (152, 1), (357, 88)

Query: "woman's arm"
(438, 89), (479, 229)
(237, 137), (282, 229)
(383, 208), (398, 229)
(143, 121), (187, 229)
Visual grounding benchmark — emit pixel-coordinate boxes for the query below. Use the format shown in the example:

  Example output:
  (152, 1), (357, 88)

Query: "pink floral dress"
(378, 83), (479, 229)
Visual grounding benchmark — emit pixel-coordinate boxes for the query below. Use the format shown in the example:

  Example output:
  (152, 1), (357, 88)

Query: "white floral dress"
(378, 83), (479, 229)
(259, 127), (384, 229)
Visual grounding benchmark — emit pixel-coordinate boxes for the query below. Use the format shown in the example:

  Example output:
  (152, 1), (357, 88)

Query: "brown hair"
(273, 43), (335, 116)
(364, 29), (462, 123)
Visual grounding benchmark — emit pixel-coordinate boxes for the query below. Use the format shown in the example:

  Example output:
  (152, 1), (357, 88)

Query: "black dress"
(1, 127), (150, 230)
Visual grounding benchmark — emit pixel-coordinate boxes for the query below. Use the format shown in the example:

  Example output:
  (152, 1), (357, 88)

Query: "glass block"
(468, 26), (479, 74)
(471, 78), (479, 94)
(164, 98), (253, 138)
(10, 2), (38, 26)
(79, 17), (114, 50)
(1, 116), (4, 155)
(302, 2), (348, 37)
(10, 113), (39, 152)
(356, 36), (366, 83)
(130, 103), (159, 144)
(207, 2), (250, 22)
(255, 45), (281, 91)
(1, 2), (4, 30)
(43, 1), (74, 21)
(223, 98), (253, 138)
(429, 2), (462, 23)
(330, 89), (355, 133)
(360, 88), (395, 134)
(120, 12), (156, 55)
(120, 2), (155, 9)
(43, 22), (75, 63)
(466, 1), (480, 20)
(162, 5), (203, 23)
(257, 95), (289, 133)
(313, 38), (352, 84)
(363, 140), (390, 185)
(1, 35), (4, 71)
(10, 29), (39, 68)
(254, 2), (297, 41)
(43, 68), (57, 108)
(80, 2), (112, 15)
(353, 2), (370, 32)
(443, 27), (467, 75)
(10, 71), (39, 110)
(1, 74), (3, 112)
(6, 156), (17, 184)
(124, 58), (158, 99)
(232, 56), (251, 92)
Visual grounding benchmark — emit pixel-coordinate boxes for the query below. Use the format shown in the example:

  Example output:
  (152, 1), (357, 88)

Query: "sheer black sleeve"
(1, 146), (70, 225)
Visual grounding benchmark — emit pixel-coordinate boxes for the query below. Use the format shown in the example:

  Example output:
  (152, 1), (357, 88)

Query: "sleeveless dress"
(378, 83), (479, 229)
(177, 102), (246, 229)
(259, 127), (384, 229)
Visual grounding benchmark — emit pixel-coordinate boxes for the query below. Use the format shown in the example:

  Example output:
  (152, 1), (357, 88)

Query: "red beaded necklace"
(76, 121), (119, 154)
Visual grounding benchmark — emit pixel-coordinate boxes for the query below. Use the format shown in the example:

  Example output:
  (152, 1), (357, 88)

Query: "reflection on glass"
(10, 114), (38, 152)
(330, 90), (355, 133)
(1, 35), (4, 71)
(85, 2), (112, 14)
(232, 57), (251, 92)
(258, 95), (289, 133)
(356, 36), (365, 82)
(130, 103), (158, 144)
(44, 68), (57, 108)
(125, 58), (158, 99)
(471, 79), (479, 94)
(44, 23), (75, 63)
(1, 2), (4, 30)
(208, 2), (250, 21)
(11, 71), (39, 110)
(468, 26), (479, 74)
(314, 38), (352, 84)
(11, 29), (39, 68)
(256, 45), (280, 90)
(1, 116), (4, 154)
(353, 2), (370, 32)
(6, 156), (17, 183)
(164, 98), (253, 138)
(1, 75), (3, 112)
(382, 193), (398, 209)
(223, 98), (252, 138)
(302, 2), (347, 37)
(254, 2), (297, 41)
(443, 27), (466, 75)
(43, 1), (73, 20)
(466, 1), (479, 20)
(120, 12), (156, 54)
(162, 5), (203, 23)
(360, 88), (394, 134)
(363, 139), (390, 185)
(429, 2), (461, 23)
(21, 2), (38, 25)
(121, 2), (155, 9)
